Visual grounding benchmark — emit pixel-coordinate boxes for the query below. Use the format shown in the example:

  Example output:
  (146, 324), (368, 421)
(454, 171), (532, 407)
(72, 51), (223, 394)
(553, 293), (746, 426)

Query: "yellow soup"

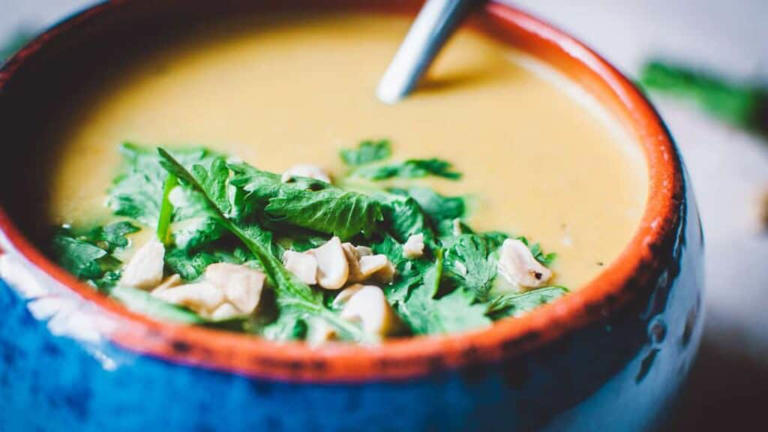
(44, 13), (648, 290)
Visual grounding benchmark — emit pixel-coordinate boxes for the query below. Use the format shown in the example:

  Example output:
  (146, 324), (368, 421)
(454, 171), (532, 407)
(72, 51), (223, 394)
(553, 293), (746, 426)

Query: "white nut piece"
(281, 164), (331, 184)
(120, 238), (165, 290)
(497, 238), (552, 288)
(311, 237), (349, 290)
(341, 243), (365, 283)
(355, 245), (373, 257)
(153, 274), (182, 294)
(283, 250), (318, 285)
(340, 285), (399, 336)
(403, 234), (425, 259)
(342, 243), (395, 284)
(210, 303), (241, 321)
(332, 283), (365, 308)
(205, 263), (265, 314)
(359, 255), (395, 284)
(152, 281), (224, 314)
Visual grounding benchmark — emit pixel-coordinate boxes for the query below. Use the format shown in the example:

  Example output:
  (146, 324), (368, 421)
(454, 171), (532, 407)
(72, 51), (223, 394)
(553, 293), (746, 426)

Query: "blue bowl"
(0, 1), (704, 430)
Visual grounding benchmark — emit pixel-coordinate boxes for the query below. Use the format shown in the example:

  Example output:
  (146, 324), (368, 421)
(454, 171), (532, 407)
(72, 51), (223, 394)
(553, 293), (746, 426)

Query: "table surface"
(2, 0), (767, 429)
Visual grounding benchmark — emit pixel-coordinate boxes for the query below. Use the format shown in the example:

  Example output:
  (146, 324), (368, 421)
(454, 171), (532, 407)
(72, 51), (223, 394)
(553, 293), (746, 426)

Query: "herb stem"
(156, 173), (178, 245)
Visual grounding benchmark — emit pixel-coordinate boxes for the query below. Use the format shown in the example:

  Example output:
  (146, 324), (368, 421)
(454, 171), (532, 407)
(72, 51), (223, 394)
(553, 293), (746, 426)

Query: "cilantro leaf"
(50, 228), (128, 290)
(340, 139), (392, 166)
(109, 143), (226, 251)
(230, 162), (384, 240)
(109, 143), (222, 232)
(487, 286), (569, 319)
(640, 60), (768, 130)
(442, 234), (499, 302)
(51, 235), (109, 279)
(391, 187), (466, 226)
(420, 289), (492, 333)
(84, 221), (141, 253)
(400, 251), (491, 334)
(265, 188), (383, 240)
(379, 195), (433, 243)
(353, 158), (462, 181)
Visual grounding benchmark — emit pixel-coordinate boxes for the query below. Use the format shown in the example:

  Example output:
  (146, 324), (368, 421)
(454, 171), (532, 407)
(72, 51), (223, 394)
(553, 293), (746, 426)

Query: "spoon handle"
(376, 0), (483, 104)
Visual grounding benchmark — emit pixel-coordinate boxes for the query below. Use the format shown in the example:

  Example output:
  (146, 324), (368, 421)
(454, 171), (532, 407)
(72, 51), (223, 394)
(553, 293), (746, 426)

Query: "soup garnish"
(48, 140), (567, 343)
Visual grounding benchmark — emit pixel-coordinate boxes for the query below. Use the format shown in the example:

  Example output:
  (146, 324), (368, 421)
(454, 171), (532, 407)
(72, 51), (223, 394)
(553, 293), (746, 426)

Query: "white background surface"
(1, 0), (766, 429)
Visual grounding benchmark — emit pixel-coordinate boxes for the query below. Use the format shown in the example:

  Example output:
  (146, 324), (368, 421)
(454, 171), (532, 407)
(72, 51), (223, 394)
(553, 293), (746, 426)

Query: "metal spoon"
(376, 0), (483, 104)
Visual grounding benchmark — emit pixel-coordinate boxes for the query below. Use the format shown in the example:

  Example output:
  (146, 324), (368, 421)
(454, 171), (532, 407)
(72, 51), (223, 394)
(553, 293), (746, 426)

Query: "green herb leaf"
(442, 234), (499, 302)
(230, 162), (384, 240)
(86, 221), (141, 253)
(400, 251), (491, 334)
(487, 286), (569, 319)
(353, 158), (462, 181)
(379, 195), (432, 243)
(51, 235), (109, 279)
(0, 27), (36, 60)
(529, 243), (557, 266)
(108, 143), (221, 226)
(639, 60), (768, 130)
(50, 228), (127, 290)
(340, 139), (391, 166)
(265, 188), (383, 240)
(391, 187), (466, 226)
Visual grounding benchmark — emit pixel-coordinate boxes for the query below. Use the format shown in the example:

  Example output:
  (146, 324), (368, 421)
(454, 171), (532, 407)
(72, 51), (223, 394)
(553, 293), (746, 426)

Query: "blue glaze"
(0, 169), (703, 431)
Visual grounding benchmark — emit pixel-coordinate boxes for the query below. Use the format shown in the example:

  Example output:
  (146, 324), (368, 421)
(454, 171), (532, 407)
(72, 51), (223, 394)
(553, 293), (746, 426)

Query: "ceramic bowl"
(0, 1), (704, 431)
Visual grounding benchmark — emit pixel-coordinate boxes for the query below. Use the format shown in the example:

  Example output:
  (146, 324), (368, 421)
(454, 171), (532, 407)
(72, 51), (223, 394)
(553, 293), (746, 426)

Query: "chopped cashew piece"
(151, 263), (266, 320)
(281, 164), (331, 184)
(311, 237), (349, 290)
(210, 303), (241, 321)
(341, 243), (364, 283)
(343, 242), (395, 284)
(403, 234), (425, 258)
(358, 255), (393, 283)
(153, 281), (224, 314)
(497, 239), (552, 288)
(340, 285), (399, 337)
(283, 240), (395, 289)
(333, 284), (365, 308)
(205, 263), (265, 314)
(120, 238), (165, 289)
(283, 250), (318, 285)
(355, 245), (373, 257)
(154, 274), (182, 294)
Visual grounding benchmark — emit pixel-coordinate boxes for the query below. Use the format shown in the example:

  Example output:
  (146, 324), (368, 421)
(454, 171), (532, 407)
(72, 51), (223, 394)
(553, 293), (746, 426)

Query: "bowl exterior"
(0, 1), (704, 430)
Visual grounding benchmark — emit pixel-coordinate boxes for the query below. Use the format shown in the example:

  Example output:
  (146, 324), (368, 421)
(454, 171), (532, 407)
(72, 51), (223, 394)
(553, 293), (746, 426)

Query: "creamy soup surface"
(44, 13), (648, 290)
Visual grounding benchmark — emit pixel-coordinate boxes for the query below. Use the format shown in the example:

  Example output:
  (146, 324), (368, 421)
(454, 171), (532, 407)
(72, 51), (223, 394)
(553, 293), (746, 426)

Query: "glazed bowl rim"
(0, 0), (682, 382)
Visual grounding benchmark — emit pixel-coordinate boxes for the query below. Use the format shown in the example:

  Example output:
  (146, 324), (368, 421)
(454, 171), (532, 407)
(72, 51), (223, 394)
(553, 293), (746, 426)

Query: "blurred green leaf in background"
(640, 60), (768, 135)
(0, 27), (37, 62)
